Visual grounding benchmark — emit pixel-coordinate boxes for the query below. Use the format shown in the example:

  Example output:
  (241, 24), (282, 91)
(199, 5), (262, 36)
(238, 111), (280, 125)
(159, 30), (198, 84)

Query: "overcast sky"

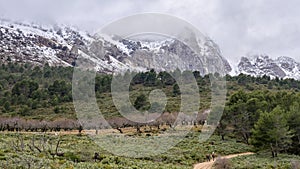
(0, 0), (299, 64)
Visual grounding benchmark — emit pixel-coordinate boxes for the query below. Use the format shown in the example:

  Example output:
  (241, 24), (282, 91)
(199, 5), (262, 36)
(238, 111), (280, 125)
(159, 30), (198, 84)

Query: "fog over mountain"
(0, 0), (299, 66)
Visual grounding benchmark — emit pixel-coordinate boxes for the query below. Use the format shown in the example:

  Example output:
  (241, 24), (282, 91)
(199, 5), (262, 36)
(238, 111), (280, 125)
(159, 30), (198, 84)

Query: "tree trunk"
(221, 134), (225, 141)
(270, 143), (275, 158)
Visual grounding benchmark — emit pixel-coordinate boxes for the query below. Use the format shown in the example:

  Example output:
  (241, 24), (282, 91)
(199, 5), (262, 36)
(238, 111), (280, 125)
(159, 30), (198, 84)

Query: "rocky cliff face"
(237, 55), (300, 80)
(0, 18), (232, 75)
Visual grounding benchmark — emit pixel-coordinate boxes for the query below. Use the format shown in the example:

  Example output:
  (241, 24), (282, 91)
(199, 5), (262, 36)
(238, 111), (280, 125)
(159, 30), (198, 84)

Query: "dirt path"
(193, 152), (254, 169)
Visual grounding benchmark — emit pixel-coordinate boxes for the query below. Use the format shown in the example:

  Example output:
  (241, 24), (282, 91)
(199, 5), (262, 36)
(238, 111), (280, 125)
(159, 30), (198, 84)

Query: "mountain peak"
(237, 55), (300, 80)
(0, 18), (232, 75)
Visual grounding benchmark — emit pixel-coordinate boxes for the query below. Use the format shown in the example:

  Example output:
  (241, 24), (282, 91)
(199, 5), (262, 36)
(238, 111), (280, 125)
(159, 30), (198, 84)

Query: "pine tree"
(286, 102), (300, 153)
(3, 101), (10, 112)
(172, 84), (180, 97)
(251, 106), (293, 157)
(134, 94), (148, 110)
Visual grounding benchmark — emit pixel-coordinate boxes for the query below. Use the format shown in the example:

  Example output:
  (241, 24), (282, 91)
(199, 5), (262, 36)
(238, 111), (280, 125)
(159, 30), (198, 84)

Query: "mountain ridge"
(236, 54), (300, 80)
(1, 18), (300, 80)
(0, 18), (232, 75)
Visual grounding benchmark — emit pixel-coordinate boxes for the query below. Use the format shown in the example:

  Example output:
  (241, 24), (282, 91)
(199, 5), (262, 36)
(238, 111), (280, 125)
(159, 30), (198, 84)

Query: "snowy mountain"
(2, 19), (300, 80)
(236, 54), (300, 80)
(0, 19), (92, 66)
(0, 18), (231, 75)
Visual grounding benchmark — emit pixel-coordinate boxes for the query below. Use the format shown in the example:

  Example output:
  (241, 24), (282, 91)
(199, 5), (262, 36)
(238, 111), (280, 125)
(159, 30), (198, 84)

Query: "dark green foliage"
(95, 75), (112, 93)
(144, 69), (157, 86)
(251, 106), (293, 157)
(172, 84), (180, 97)
(3, 101), (10, 112)
(12, 80), (39, 97)
(134, 94), (148, 110)
(222, 90), (268, 144)
(54, 106), (60, 114)
(286, 102), (300, 154)
(157, 71), (176, 86)
(19, 105), (30, 116)
(220, 89), (300, 156)
(0, 62), (75, 115)
(48, 80), (72, 102)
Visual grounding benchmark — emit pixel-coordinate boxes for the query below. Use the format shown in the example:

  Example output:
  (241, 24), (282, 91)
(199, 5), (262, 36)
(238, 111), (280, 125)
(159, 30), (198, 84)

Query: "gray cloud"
(0, 0), (299, 64)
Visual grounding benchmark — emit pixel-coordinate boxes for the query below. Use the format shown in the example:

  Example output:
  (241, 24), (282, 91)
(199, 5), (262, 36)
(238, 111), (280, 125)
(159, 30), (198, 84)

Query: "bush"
(214, 158), (231, 169)
(291, 160), (300, 169)
(64, 152), (80, 162)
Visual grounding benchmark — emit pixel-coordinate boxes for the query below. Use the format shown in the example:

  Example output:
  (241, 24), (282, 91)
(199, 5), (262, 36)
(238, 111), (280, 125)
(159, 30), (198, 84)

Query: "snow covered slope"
(0, 18), (232, 75)
(236, 54), (300, 80)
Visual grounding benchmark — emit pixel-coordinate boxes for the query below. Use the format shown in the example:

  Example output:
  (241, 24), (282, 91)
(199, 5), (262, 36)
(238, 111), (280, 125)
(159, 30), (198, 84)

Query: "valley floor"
(0, 131), (299, 168)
